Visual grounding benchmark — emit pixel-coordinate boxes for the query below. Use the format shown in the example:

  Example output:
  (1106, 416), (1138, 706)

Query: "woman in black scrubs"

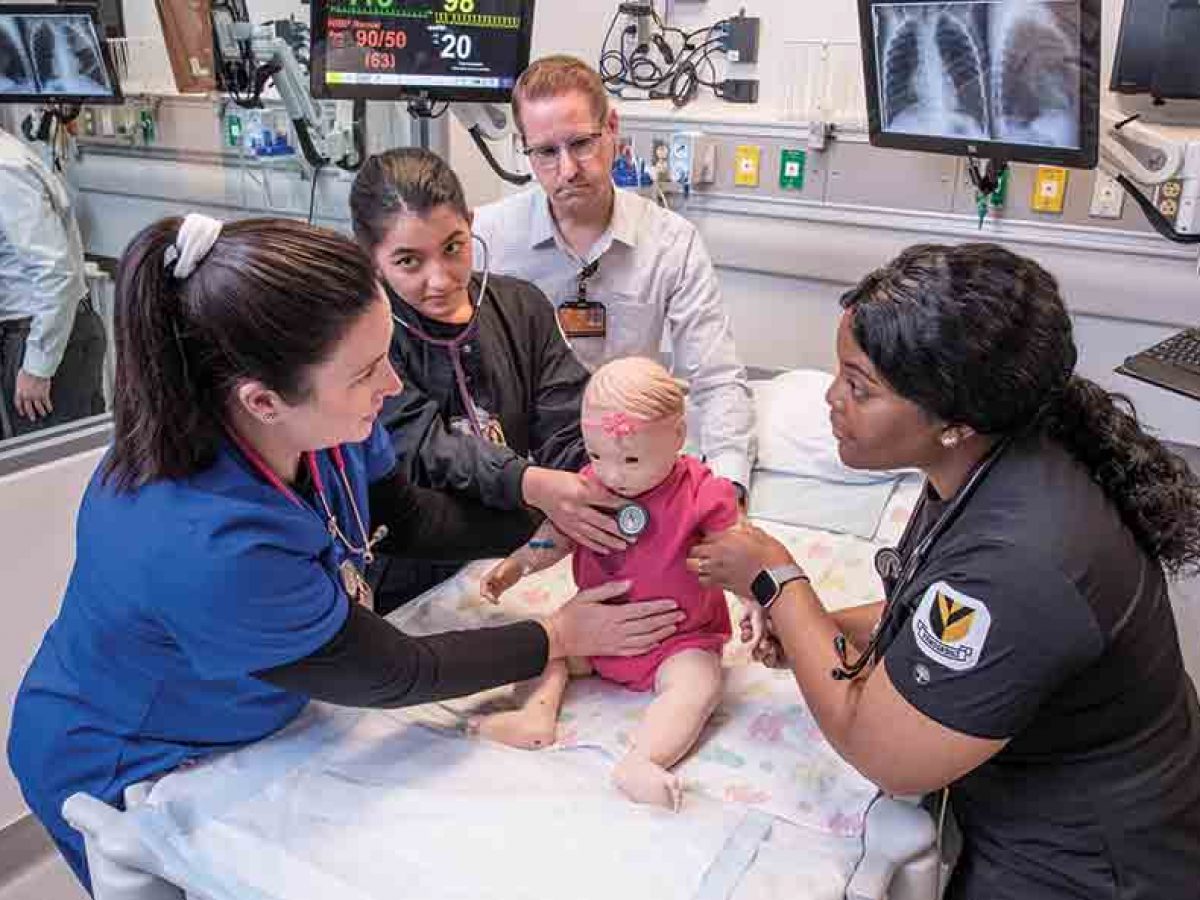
(350, 149), (628, 612)
(690, 243), (1200, 899)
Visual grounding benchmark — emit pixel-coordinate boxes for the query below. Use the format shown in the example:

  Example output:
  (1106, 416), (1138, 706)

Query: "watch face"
(751, 570), (777, 607)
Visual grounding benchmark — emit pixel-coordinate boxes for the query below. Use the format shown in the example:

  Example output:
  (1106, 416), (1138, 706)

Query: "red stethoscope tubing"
(227, 430), (377, 563)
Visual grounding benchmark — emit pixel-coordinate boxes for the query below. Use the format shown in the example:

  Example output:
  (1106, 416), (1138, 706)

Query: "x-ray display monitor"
(0, 4), (122, 103)
(858, 0), (1099, 167)
(311, 0), (536, 102)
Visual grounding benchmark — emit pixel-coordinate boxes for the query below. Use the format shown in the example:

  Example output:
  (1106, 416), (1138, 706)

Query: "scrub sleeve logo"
(912, 581), (992, 671)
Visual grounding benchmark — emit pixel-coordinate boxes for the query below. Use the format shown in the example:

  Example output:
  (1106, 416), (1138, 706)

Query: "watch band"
(753, 564), (808, 610)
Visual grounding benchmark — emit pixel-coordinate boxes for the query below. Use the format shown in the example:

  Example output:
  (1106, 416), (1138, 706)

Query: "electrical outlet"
(734, 145), (761, 187)
(1157, 179), (1184, 223)
(651, 138), (672, 184)
(1088, 172), (1125, 219)
(1031, 166), (1068, 214)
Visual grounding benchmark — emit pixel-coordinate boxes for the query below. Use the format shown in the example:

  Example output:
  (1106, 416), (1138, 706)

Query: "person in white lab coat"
(0, 126), (104, 438)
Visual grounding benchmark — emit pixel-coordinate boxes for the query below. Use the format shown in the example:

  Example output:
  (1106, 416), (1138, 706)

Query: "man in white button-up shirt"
(474, 56), (756, 494)
(0, 127), (104, 438)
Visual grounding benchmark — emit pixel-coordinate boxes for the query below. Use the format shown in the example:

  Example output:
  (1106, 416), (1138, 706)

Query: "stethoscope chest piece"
(616, 502), (650, 540)
(874, 547), (903, 582)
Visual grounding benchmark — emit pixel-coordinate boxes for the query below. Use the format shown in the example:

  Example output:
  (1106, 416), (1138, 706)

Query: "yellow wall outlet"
(734, 145), (761, 187)
(1031, 166), (1069, 214)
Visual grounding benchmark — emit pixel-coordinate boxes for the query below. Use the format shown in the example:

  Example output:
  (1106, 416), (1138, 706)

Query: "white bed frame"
(63, 784), (945, 900)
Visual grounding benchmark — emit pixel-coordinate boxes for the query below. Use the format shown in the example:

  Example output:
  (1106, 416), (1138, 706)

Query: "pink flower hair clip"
(585, 411), (642, 439)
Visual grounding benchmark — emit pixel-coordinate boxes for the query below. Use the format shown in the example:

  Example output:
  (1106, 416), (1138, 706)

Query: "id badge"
(557, 301), (607, 339)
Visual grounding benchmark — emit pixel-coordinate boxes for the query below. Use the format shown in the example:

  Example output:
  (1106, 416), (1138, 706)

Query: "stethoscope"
(228, 429), (387, 606)
(830, 435), (1014, 681)
(390, 233), (492, 440)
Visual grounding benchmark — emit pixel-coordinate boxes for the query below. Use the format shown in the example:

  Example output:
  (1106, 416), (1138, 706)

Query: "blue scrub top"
(6, 423), (397, 888)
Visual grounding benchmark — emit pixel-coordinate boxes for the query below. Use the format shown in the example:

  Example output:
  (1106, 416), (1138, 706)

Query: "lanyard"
(831, 436), (1013, 681)
(226, 430), (385, 567)
(576, 259), (600, 302)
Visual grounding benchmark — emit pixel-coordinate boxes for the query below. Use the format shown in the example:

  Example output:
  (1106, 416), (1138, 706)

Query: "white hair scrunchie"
(165, 213), (224, 280)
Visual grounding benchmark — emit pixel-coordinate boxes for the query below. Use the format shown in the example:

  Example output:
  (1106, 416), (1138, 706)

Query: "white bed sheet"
(89, 500), (927, 900)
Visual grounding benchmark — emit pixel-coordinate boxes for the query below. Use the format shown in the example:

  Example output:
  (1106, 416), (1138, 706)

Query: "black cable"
(598, 10), (732, 107)
(849, 792), (886, 882)
(307, 163), (324, 224)
(337, 98), (367, 172)
(1116, 174), (1200, 244)
(468, 125), (531, 186)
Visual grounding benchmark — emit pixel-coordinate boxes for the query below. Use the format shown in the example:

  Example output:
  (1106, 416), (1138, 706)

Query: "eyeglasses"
(520, 129), (607, 170)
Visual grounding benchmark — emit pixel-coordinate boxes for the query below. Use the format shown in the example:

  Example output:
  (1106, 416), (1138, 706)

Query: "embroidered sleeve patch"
(911, 581), (992, 671)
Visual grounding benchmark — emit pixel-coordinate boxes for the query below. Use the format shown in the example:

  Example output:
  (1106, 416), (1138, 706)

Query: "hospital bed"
(61, 372), (949, 900)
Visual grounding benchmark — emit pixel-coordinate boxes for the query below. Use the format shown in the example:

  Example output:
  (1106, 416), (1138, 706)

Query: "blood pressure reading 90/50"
(322, 0), (527, 92)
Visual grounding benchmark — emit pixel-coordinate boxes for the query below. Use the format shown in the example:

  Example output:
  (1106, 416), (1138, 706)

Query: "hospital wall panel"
(0, 450), (105, 831)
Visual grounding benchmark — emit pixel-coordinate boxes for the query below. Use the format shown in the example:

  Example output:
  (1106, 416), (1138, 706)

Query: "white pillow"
(752, 369), (901, 485)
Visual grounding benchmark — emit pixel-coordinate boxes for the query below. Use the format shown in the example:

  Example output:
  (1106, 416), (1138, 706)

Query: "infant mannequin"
(473, 356), (757, 811)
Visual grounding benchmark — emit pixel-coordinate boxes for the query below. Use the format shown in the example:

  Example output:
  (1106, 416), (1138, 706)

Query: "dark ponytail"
(349, 147), (470, 254)
(842, 243), (1200, 575)
(104, 217), (379, 491)
(1042, 377), (1200, 574)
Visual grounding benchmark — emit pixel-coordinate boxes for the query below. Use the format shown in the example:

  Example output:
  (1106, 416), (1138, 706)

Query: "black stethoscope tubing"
(390, 234), (492, 439)
(831, 436), (1014, 681)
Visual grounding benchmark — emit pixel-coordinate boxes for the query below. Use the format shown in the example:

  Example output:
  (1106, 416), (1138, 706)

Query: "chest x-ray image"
(0, 12), (113, 98)
(873, 0), (1081, 149)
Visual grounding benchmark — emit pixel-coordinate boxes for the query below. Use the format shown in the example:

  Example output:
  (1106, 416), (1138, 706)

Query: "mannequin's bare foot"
(612, 754), (683, 812)
(468, 710), (557, 750)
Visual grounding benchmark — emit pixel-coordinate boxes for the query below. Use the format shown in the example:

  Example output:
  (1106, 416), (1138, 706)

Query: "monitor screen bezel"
(0, 3), (124, 105)
(309, 0), (536, 103)
(857, 0), (1100, 169)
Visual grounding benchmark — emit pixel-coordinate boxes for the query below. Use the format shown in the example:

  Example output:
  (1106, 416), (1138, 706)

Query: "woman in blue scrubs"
(6, 215), (683, 892)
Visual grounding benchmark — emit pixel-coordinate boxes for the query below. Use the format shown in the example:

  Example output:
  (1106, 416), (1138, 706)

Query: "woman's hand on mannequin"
(688, 522), (795, 598)
(544, 580), (683, 658)
(521, 467), (627, 553)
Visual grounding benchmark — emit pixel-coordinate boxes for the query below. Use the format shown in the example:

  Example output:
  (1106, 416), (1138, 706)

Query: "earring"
(940, 433), (958, 449)
(264, 413), (278, 423)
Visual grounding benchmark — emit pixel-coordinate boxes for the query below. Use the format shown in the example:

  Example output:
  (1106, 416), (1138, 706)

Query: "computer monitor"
(310, 0), (536, 103)
(1111, 0), (1200, 101)
(857, 0), (1100, 168)
(0, 3), (122, 104)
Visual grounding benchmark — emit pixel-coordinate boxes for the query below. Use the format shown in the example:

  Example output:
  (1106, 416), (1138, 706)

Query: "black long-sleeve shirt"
(380, 274), (591, 510)
(255, 468), (550, 706)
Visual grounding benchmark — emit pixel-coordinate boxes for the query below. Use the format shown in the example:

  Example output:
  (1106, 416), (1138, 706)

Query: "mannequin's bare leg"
(469, 658), (590, 749)
(612, 649), (723, 811)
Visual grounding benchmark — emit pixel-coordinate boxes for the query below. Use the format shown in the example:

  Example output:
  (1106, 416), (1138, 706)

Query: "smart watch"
(750, 564), (808, 610)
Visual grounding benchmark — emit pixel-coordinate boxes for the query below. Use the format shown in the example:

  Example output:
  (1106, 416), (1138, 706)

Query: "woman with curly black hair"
(691, 243), (1200, 899)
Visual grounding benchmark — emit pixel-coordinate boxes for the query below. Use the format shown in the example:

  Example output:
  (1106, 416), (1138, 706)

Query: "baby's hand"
(738, 606), (788, 669)
(739, 601), (766, 650)
(481, 557), (525, 603)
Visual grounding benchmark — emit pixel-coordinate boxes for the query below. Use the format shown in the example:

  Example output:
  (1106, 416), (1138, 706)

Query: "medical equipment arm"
(212, 13), (360, 171)
(368, 467), (538, 560)
(1098, 108), (1200, 243)
(254, 601), (548, 708)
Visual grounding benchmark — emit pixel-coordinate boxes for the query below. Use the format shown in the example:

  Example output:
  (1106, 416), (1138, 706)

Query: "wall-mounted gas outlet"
(1031, 166), (1068, 214)
(734, 144), (761, 187)
(670, 131), (716, 186)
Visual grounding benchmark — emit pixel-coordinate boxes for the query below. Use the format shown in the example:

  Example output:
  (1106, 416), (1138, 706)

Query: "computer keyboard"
(1145, 329), (1200, 374)
(1119, 328), (1200, 402)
